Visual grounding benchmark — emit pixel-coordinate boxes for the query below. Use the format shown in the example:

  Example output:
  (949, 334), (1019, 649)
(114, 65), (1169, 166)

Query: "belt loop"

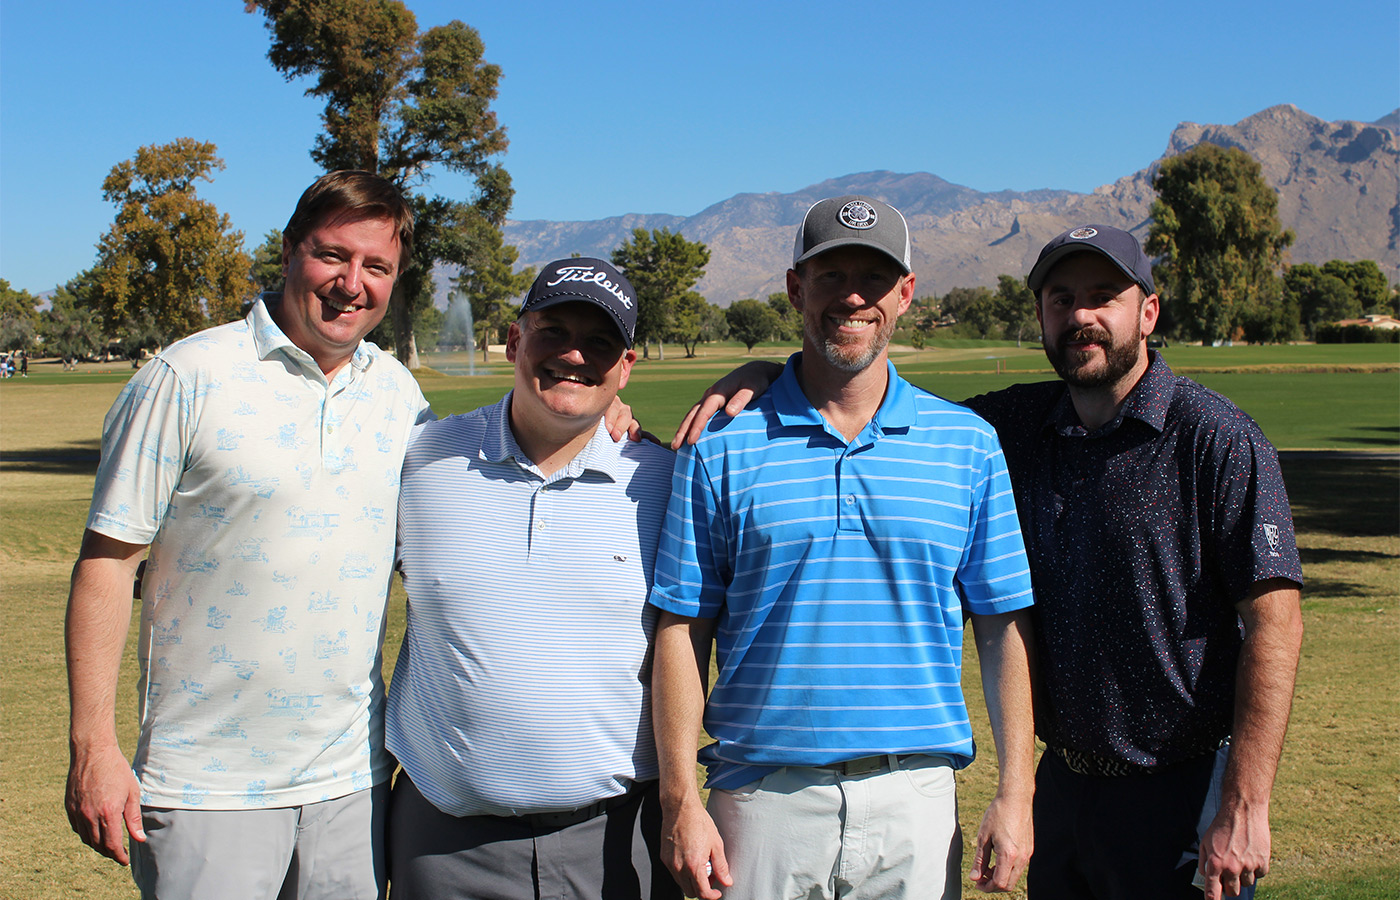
(886, 754), (901, 771)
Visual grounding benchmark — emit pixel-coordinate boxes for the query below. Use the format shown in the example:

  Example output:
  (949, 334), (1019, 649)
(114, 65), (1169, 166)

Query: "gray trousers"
(388, 773), (681, 900)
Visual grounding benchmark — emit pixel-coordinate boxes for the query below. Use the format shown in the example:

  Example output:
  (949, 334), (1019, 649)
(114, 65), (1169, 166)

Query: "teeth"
(549, 371), (592, 385)
(325, 298), (355, 313)
(832, 317), (875, 329)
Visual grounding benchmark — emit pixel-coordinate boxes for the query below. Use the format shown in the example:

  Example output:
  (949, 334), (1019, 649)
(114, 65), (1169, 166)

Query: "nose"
(557, 344), (586, 365)
(338, 260), (364, 297)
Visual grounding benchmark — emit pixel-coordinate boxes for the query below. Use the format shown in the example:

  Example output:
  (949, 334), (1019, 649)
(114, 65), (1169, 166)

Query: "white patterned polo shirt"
(87, 296), (430, 809)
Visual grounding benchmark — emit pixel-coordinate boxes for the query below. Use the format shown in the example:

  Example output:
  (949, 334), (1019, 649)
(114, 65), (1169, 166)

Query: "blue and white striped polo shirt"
(387, 395), (675, 816)
(649, 354), (1034, 790)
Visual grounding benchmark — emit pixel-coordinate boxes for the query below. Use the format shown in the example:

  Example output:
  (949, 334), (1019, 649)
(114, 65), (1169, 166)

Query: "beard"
(1044, 324), (1142, 388)
(807, 315), (896, 374)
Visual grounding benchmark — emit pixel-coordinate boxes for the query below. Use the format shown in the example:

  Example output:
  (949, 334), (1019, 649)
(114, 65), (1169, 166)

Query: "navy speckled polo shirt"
(966, 352), (1303, 767)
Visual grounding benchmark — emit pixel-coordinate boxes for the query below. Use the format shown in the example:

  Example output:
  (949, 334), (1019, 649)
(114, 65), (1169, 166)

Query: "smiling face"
(274, 212), (400, 378)
(506, 301), (636, 443)
(788, 245), (914, 376)
(1036, 251), (1158, 391)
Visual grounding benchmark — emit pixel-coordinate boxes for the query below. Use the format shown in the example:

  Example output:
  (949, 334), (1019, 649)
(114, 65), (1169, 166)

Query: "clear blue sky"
(2, 0), (1396, 294)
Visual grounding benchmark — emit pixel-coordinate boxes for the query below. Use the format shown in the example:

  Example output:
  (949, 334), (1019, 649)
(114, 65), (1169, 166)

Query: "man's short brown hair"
(283, 170), (415, 271)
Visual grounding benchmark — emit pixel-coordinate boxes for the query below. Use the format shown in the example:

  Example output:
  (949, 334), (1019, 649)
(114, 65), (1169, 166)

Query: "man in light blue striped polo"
(385, 258), (680, 900)
(649, 196), (1038, 900)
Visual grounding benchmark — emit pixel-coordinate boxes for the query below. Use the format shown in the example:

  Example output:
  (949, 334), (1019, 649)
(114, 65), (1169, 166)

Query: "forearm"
(653, 612), (711, 809)
(1223, 580), (1304, 807)
(972, 608), (1037, 799)
(66, 532), (144, 752)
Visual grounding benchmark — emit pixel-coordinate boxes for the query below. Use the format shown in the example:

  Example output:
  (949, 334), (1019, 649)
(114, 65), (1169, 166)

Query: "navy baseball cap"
(1027, 225), (1155, 295)
(793, 195), (912, 274)
(518, 257), (638, 347)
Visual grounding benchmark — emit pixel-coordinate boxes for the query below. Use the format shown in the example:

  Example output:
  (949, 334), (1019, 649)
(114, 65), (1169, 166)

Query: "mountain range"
(500, 104), (1399, 305)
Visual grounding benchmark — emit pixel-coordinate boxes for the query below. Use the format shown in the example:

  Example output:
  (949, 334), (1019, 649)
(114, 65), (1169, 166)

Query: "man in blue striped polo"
(649, 196), (1038, 899)
(384, 258), (680, 899)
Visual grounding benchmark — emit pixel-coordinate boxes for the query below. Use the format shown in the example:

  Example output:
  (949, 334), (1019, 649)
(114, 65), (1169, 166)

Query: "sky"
(1, 0), (1396, 295)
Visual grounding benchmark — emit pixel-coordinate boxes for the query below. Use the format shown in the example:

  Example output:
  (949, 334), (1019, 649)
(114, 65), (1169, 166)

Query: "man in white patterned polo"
(385, 257), (679, 899)
(65, 171), (429, 899)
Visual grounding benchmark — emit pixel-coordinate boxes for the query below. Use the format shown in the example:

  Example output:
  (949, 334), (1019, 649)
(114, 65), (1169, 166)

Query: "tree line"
(2, 6), (1394, 364)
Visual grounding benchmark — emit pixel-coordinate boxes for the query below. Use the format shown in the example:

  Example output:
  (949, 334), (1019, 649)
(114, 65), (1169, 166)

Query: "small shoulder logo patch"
(839, 200), (878, 230)
(1262, 522), (1280, 553)
(1069, 227), (1098, 239)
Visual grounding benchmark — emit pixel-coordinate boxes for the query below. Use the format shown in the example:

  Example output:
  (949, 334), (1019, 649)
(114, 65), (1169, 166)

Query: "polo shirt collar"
(772, 352), (918, 436)
(481, 392), (620, 482)
(1048, 349), (1173, 437)
(248, 292), (376, 376)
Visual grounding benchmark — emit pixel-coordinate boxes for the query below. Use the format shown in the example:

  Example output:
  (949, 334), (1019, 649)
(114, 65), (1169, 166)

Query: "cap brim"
(1028, 245), (1148, 294)
(794, 238), (912, 274)
(520, 294), (634, 348)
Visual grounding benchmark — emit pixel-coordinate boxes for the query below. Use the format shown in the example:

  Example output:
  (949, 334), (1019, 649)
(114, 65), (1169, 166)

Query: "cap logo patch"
(545, 264), (633, 309)
(839, 200), (878, 230)
(1069, 227), (1098, 240)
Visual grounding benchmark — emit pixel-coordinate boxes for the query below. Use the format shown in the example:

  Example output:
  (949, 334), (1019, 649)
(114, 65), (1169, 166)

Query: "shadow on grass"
(1280, 454), (1399, 539)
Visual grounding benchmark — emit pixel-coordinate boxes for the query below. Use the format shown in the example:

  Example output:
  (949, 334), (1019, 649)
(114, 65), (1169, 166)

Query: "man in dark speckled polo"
(964, 225), (1304, 900)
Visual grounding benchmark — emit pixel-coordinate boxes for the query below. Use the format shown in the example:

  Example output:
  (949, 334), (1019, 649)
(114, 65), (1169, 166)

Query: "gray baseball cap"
(793, 195), (912, 274)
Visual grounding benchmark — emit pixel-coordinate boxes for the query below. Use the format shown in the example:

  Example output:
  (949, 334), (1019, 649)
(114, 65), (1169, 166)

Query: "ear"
(281, 235), (294, 274)
(615, 349), (637, 391)
(896, 272), (915, 317)
(505, 321), (523, 362)
(786, 269), (803, 312)
(1139, 292), (1161, 338)
(1035, 292), (1045, 330)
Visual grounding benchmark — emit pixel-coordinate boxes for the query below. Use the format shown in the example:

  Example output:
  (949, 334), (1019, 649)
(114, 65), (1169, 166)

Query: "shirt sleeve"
(87, 359), (191, 545)
(1208, 419), (1304, 600)
(955, 425), (1036, 615)
(648, 441), (729, 619)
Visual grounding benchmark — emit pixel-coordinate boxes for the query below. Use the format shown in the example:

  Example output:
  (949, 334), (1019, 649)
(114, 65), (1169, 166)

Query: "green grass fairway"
(2, 344), (1395, 899)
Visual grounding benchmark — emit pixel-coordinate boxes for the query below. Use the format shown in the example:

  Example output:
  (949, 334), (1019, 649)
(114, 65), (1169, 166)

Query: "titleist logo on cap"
(545, 265), (634, 309)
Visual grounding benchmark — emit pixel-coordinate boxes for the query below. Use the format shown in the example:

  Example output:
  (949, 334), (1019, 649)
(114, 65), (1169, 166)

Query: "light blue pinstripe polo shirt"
(649, 354), (1034, 790)
(387, 394), (675, 816)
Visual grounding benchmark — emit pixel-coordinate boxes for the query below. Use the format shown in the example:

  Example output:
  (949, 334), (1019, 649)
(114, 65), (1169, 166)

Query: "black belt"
(514, 784), (645, 830)
(1050, 738), (1229, 778)
(816, 754), (951, 777)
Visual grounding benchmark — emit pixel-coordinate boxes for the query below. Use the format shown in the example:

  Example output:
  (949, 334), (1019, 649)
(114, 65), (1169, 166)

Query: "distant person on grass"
(679, 224), (1305, 900)
(384, 258), (679, 899)
(649, 195), (1038, 900)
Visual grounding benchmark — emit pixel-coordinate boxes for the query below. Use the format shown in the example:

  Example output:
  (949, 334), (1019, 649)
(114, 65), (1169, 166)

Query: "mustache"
(1060, 327), (1114, 346)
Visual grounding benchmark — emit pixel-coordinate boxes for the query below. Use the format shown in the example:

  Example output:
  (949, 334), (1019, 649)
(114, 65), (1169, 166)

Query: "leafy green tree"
(1283, 263), (1361, 336)
(725, 298), (779, 352)
(671, 291), (725, 358)
(941, 286), (1000, 339)
(1147, 143), (1294, 343)
(1322, 260), (1391, 314)
(610, 227), (709, 360)
(87, 139), (253, 344)
(994, 275), (1038, 344)
(451, 227), (533, 362)
(0, 280), (41, 351)
(767, 291), (801, 341)
(39, 278), (105, 364)
(249, 0), (513, 369)
(250, 229), (285, 294)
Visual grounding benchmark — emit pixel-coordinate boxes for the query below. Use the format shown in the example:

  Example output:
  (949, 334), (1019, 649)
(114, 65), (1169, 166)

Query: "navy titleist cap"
(519, 257), (637, 347)
(793, 195), (912, 274)
(1027, 225), (1155, 295)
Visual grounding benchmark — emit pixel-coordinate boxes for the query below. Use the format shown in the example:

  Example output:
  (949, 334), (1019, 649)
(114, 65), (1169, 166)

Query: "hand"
(604, 394), (645, 443)
(968, 794), (1032, 893)
(670, 360), (784, 449)
(1199, 800), (1271, 899)
(66, 742), (145, 865)
(660, 801), (733, 899)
